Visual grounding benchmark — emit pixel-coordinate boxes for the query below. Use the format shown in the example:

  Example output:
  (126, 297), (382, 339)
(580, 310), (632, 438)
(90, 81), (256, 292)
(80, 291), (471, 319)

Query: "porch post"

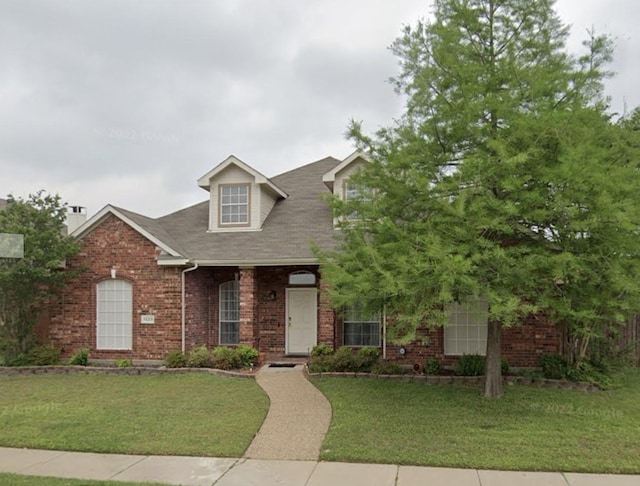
(238, 266), (258, 347)
(318, 274), (336, 349)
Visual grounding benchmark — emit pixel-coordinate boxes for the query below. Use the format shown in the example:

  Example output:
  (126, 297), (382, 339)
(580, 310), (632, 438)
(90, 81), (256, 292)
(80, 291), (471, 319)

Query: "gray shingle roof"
(135, 156), (342, 265)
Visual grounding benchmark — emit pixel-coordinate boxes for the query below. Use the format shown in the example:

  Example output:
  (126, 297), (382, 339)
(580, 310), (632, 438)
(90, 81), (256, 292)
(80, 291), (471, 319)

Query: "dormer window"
(198, 155), (287, 233)
(220, 184), (250, 226)
(344, 181), (365, 221)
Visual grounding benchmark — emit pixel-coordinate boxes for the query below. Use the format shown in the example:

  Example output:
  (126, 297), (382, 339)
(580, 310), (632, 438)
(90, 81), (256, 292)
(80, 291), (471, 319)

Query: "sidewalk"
(1, 447), (639, 486)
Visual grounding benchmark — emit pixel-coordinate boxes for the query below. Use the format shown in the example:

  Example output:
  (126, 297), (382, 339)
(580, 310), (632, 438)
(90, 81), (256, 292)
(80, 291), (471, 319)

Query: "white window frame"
(343, 303), (381, 347)
(219, 184), (250, 226)
(96, 279), (133, 350)
(219, 280), (240, 344)
(344, 181), (364, 221)
(444, 297), (488, 355)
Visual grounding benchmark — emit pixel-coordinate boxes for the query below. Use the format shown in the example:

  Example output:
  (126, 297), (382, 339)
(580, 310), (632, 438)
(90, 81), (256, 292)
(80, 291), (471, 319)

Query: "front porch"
(183, 265), (335, 360)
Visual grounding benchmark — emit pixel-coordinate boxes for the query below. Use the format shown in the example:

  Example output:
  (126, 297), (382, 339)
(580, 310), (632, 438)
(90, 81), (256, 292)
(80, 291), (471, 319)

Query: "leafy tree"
(319, 0), (640, 397)
(0, 191), (81, 363)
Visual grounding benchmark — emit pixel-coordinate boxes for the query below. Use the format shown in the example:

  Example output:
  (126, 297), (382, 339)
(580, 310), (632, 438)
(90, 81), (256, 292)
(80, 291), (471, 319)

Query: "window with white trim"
(344, 181), (365, 221)
(96, 279), (133, 350)
(219, 280), (240, 344)
(343, 303), (381, 347)
(444, 298), (488, 355)
(220, 184), (249, 225)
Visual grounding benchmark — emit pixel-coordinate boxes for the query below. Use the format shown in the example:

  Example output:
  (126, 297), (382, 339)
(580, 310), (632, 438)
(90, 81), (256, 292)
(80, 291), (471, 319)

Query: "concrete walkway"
(244, 364), (332, 461)
(2, 447), (639, 486)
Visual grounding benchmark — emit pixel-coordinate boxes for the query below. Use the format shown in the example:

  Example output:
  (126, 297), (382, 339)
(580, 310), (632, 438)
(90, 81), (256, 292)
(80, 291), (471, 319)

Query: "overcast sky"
(2, 0), (639, 219)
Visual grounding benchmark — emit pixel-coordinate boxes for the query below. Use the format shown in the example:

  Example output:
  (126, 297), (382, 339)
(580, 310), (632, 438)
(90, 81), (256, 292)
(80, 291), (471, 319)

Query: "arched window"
(343, 303), (381, 347)
(288, 270), (316, 286)
(96, 279), (133, 350)
(219, 280), (240, 344)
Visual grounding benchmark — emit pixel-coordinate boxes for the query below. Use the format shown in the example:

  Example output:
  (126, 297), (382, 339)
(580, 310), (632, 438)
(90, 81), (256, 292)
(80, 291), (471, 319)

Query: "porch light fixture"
(110, 266), (117, 279)
(268, 290), (276, 301)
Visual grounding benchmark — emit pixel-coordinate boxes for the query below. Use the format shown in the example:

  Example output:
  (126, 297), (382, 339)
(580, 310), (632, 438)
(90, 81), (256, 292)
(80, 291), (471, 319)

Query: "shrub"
(424, 358), (441, 375)
(371, 361), (406, 375)
(164, 350), (187, 368)
(211, 346), (241, 370)
(540, 354), (567, 380)
(187, 346), (213, 368)
(69, 349), (90, 366)
(28, 345), (61, 365)
(566, 361), (614, 389)
(307, 355), (333, 373)
(6, 345), (62, 366)
(236, 345), (259, 368)
(115, 358), (133, 368)
(332, 346), (360, 372)
(311, 343), (334, 357)
(455, 354), (485, 376)
(501, 358), (510, 375)
(356, 347), (381, 372)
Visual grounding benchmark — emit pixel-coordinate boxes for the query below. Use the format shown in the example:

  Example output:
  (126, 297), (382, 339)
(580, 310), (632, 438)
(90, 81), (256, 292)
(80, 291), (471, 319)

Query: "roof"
(0, 199), (6, 210)
(72, 205), (187, 261)
(197, 155), (288, 199)
(79, 156), (343, 266)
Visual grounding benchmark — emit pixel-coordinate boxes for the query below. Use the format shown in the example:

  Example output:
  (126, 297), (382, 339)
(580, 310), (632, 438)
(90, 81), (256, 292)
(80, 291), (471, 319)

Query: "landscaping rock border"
(0, 365), (255, 379)
(308, 371), (602, 391)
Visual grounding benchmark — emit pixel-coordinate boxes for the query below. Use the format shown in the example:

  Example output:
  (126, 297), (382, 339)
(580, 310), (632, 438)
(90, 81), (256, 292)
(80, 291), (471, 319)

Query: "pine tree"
(319, 0), (640, 397)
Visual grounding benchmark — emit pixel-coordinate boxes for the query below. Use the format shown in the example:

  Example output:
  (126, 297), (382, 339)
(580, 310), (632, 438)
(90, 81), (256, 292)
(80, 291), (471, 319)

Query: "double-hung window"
(444, 297), (488, 355)
(220, 185), (249, 225)
(344, 182), (365, 221)
(343, 303), (381, 347)
(96, 279), (133, 350)
(219, 280), (240, 344)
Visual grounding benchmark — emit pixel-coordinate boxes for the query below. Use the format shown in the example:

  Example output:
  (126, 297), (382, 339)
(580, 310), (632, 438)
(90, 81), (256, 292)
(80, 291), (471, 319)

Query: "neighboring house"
(48, 152), (561, 366)
(0, 198), (7, 210)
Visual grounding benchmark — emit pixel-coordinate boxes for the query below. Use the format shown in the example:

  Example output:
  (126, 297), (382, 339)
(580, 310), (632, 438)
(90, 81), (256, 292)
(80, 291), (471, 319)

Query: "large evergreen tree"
(319, 0), (640, 397)
(0, 192), (80, 363)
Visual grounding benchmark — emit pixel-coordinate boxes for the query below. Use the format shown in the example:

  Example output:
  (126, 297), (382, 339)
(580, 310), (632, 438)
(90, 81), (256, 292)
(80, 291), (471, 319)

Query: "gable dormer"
(322, 150), (370, 196)
(322, 151), (371, 225)
(198, 155), (288, 232)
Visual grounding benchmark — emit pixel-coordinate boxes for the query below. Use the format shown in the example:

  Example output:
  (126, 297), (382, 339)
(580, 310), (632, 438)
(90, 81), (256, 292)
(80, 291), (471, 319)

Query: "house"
(48, 152), (561, 366)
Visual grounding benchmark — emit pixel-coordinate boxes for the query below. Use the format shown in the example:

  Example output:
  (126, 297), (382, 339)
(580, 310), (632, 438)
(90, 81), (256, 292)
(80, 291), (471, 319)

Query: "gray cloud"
(1, 0), (638, 217)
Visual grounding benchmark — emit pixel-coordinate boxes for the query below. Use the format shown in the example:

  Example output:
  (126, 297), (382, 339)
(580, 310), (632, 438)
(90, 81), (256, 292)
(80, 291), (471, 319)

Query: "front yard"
(0, 373), (269, 457)
(1, 369), (639, 474)
(312, 370), (640, 474)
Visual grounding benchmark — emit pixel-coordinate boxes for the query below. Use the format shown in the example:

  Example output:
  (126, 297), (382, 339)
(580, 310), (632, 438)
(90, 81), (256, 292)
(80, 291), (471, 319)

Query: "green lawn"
(0, 373), (268, 457)
(313, 370), (640, 473)
(0, 473), (170, 486)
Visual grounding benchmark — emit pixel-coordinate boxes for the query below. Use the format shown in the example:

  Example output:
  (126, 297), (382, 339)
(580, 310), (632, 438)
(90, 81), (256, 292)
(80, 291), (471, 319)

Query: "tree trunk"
(484, 320), (503, 398)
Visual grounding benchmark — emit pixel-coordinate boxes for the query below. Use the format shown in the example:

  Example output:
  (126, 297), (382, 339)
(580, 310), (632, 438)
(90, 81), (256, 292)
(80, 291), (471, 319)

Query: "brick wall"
(184, 267), (213, 351)
(49, 214), (182, 359)
(355, 321), (560, 368)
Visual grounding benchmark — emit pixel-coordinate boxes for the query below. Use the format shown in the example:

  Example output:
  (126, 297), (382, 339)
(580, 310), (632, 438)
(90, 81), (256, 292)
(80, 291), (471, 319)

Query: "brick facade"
(49, 215), (183, 359)
(49, 215), (561, 366)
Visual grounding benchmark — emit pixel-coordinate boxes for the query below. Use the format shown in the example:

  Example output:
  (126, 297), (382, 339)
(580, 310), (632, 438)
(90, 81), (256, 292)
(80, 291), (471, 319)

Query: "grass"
(0, 473), (170, 486)
(0, 373), (268, 457)
(313, 369), (640, 473)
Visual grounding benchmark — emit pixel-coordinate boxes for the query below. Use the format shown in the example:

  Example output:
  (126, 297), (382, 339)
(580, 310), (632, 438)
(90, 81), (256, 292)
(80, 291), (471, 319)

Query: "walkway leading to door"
(244, 364), (332, 461)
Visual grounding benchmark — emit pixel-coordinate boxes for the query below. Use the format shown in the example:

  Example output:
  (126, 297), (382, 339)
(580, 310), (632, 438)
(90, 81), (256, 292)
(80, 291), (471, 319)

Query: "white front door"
(286, 288), (317, 355)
